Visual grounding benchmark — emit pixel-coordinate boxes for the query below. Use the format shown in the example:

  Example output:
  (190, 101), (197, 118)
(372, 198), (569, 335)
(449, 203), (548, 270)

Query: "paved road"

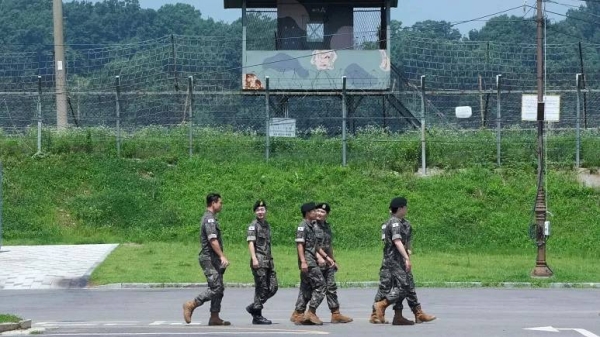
(1, 288), (599, 337)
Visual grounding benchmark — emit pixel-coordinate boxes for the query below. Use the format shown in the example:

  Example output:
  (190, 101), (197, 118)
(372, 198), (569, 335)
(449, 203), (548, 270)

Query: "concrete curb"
(95, 281), (600, 289)
(0, 320), (33, 334)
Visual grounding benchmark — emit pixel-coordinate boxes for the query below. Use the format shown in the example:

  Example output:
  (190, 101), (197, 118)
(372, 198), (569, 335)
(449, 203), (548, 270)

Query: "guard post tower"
(224, 0), (418, 132)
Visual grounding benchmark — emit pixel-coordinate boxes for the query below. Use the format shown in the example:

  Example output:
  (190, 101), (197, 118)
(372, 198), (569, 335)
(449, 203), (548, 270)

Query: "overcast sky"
(129, 0), (579, 35)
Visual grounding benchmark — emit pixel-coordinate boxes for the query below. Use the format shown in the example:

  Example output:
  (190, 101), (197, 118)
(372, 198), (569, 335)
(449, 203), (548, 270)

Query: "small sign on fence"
(455, 106), (473, 119)
(269, 118), (296, 138)
(521, 95), (561, 122)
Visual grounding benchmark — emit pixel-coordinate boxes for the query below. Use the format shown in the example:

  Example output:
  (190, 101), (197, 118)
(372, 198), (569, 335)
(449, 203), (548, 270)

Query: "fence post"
(496, 74), (502, 167)
(342, 76), (347, 167)
(188, 76), (194, 158)
(0, 161), (3, 251)
(37, 76), (43, 155)
(115, 76), (122, 157)
(265, 76), (270, 162)
(420, 75), (427, 175)
(576, 73), (582, 168)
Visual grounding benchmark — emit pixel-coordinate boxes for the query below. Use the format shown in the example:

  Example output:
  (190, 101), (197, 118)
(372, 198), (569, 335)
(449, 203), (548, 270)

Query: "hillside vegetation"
(1, 128), (599, 258)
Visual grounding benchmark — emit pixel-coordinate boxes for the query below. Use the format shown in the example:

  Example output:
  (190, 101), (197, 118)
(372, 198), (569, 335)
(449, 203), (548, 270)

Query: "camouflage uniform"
(379, 216), (420, 309)
(373, 218), (419, 311)
(247, 218), (278, 311)
(294, 219), (326, 311)
(295, 220), (339, 311)
(194, 211), (226, 313)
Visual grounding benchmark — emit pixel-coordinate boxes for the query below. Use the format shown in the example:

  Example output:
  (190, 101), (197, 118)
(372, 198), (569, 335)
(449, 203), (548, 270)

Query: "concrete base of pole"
(531, 264), (554, 278)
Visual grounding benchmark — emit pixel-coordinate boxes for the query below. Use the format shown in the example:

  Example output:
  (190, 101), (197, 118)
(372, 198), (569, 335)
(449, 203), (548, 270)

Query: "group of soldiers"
(182, 193), (436, 326)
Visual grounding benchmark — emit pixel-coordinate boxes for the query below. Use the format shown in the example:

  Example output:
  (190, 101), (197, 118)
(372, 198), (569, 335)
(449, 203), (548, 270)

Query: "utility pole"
(532, 0), (553, 278)
(53, 0), (68, 129)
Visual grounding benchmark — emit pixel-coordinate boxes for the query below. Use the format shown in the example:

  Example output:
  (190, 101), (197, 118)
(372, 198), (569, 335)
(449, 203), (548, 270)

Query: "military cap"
(300, 202), (316, 215)
(316, 202), (331, 213)
(253, 200), (267, 211)
(389, 197), (407, 209)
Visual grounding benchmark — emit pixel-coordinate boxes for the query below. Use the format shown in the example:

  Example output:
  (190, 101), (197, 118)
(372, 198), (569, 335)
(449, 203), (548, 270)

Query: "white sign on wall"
(269, 118), (296, 138)
(521, 95), (561, 122)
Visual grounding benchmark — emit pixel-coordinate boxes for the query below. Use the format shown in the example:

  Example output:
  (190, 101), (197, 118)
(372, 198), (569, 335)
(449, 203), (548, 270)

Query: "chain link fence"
(1, 35), (600, 170)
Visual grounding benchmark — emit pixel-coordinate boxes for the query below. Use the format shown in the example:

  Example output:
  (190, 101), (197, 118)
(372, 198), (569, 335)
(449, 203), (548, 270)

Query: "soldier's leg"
(250, 268), (268, 311)
(194, 261), (223, 306)
(208, 268), (225, 313)
(405, 271), (436, 323)
(303, 267), (326, 325)
(405, 272), (420, 310)
(370, 268), (393, 324)
(291, 272), (311, 323)
(325, 266), (353, 323)
(294, 272), (311, 312)
(266, 269), (279, 300)
(323, 267), (339, 311)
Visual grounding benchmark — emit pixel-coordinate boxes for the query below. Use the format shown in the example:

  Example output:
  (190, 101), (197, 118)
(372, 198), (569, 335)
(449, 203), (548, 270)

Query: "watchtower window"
(306, 22), (324, 43)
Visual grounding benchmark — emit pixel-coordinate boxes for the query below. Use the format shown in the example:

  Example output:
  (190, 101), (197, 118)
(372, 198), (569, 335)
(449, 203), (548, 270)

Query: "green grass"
(1, 126), (600, 285)
(0, 314), (22, 323)
(90, 243), (600, 286)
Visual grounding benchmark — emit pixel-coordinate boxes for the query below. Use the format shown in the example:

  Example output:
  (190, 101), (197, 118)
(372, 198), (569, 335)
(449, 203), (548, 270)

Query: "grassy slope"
(2, 151), (599, 257)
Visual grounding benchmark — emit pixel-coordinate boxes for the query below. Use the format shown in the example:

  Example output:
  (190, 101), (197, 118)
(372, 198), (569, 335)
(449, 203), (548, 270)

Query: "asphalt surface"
(1, 244), (599, 336)
(1, 287), (599, 337)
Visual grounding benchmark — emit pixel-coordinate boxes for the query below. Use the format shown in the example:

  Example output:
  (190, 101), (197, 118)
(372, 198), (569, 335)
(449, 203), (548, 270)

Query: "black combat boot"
(252, 310), (272, 325)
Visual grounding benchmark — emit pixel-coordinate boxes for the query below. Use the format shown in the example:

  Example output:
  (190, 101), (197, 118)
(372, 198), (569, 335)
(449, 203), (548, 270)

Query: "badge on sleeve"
(297, 226), (304, 231)
(381, 224), (387, 229)
(248, 226), (255, 231)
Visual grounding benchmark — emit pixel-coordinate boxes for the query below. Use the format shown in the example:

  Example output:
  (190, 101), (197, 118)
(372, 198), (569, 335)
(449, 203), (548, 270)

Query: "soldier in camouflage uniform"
(372, 197), (436, 325)
(183, 193), (231, 326)
(245, 200), (278, 325)
(310, 203), (353, 323)
(292, 203), (353, 323)
(290, 202), (334, 325)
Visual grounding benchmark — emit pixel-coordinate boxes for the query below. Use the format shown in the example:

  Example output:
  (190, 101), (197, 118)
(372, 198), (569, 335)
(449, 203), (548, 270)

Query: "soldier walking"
(372, 197), (436, 325)
(290, 202), (334, 325)
(314, 203), (353, 323)
(245, 200), (278, 325)
(183, 193), (231, 326)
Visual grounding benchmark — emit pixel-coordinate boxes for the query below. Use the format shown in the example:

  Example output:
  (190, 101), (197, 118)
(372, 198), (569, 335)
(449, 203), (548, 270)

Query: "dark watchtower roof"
(224, 0), (398, 9)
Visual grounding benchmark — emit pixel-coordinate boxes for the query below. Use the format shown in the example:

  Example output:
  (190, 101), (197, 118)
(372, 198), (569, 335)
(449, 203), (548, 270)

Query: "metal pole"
(0, 161), (3, 251)
(496, 74), (502, 167)
(576, 73), (582, 169)
(53, 0), (68, 129)
(37, 76), (43, 154)
(188, 76), (194, 158)
(115, 76), (122, 157)
(420, 75), (426, 175)
(265, 76), (270, 162)
(532, 0), (552, 278)
(342, 76), (347, 167)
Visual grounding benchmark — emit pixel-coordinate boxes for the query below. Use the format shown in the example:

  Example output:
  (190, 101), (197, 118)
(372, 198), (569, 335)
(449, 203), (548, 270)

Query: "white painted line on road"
(525, 326), (599, 337)
(40, 332), (329, 336)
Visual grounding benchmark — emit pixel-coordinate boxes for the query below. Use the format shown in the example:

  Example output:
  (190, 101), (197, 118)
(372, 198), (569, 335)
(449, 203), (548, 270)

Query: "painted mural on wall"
(243, 49), (391, 90)
(242, 0), (390, 90)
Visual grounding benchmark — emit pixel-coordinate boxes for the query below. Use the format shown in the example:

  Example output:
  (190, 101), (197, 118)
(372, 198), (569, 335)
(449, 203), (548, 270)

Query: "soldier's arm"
(247, 225), (259, 268)
(297, 243), (308, 272)
(210, 238), (229, 268)
(248, 241), (259, 268)
(317, 247), (335, 265)
(393, 239), (411, 272)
